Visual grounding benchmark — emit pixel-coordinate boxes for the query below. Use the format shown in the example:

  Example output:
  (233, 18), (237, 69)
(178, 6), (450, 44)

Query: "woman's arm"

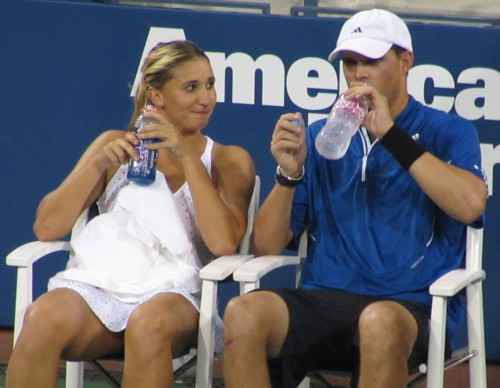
(183, 144), (256, 257)
(34, 130), (138, 241)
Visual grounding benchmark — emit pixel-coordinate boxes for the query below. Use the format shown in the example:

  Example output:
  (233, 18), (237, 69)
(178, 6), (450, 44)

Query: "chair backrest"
(294, 231), (308, 286)
(239, 175), (260, 255)
(466, 225), (483, 272)
(71, 208), (91, 237)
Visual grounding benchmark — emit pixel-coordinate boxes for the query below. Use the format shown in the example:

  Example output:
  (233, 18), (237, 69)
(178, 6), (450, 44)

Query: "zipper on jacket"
(360, 128), (371, 182)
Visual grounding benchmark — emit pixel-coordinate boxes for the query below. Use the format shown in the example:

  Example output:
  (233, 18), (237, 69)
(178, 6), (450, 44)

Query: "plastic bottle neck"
(142, 104), (159, 114)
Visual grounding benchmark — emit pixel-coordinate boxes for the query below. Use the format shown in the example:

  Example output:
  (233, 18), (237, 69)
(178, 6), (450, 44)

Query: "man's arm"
(409, 153), (487, 224)
(347, 83), (488, 224)
(253, 183), (296, 255)
(252, 113), (307, 255)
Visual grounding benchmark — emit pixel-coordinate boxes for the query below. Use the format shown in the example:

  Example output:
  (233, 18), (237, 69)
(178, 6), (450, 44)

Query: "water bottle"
(315, 95), (369, 160)
(127, 104), (161, 185)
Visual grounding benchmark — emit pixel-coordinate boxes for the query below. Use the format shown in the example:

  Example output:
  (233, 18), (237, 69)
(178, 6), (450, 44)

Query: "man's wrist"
(275, 165), (305, 187)
(380, 124), (427, 170)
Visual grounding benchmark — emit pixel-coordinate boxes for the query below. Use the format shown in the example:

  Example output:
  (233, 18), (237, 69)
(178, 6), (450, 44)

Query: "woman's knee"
(24, 299), (67, 334)
(126, 298), (197, 352)
(127, 309), (171, 343)
(18, 294), (80, 351)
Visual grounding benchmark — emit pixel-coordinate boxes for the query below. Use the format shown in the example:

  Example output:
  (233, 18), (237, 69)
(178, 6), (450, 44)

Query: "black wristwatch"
(274, 165), (305, 187)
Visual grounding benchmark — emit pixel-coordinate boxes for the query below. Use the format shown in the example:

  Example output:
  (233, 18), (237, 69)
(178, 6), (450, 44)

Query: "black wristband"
(275, 165), (305, 187)
(380, 124), (427, 170)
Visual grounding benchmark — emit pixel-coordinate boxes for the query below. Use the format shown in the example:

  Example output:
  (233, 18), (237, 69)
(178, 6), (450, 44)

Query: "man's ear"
(401, 51), (414, 76)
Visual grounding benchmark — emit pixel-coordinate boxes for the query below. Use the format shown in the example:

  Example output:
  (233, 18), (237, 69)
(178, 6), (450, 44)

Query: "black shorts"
(265, 288), (449, 388)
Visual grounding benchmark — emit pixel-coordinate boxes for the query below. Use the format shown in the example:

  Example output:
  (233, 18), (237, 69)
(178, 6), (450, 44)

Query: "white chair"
(233, 225), (487, 388)
(6, 176), (260, 388)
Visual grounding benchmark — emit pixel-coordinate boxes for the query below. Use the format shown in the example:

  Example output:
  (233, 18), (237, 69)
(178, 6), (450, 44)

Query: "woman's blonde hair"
(129, 40), (209, 131)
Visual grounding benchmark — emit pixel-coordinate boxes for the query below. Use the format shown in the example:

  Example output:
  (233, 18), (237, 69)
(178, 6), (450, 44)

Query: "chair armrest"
(6, 241), (71, 267)
(233, 255), (302, 282)
(199, 254), (254, 281)
(429, 268), (486, 297)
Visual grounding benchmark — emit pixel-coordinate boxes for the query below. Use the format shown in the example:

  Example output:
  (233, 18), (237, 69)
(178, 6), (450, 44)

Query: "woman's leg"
(7, 288), (123, 387)
(121, 292), (199, 388)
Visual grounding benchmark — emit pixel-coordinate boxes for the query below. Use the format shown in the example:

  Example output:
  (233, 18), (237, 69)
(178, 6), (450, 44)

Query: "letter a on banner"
(130, 27), (186, 97)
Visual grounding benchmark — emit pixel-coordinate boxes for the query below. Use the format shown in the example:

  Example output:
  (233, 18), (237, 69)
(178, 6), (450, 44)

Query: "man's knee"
(224, 291), (289, 354)
(359, 301), (417, 353)
(224, 293), (263, 334)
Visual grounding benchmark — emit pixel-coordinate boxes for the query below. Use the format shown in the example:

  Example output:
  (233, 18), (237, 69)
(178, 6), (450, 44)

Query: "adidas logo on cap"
(328, 9), (413, 61)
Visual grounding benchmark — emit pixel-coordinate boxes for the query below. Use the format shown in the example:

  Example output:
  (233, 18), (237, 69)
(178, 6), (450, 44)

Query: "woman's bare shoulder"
(212, 142), (256, 187)
(213, 143), (254, 168)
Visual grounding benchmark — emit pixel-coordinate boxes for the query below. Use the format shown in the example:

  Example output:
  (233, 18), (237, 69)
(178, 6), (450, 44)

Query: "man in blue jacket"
(223, 8), (488, 388)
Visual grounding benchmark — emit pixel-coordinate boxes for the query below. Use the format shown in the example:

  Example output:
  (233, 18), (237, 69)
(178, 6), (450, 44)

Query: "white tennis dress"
(49, 136), (223, 351)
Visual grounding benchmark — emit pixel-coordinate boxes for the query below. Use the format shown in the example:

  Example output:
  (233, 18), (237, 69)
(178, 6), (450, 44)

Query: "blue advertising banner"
(1, 0), (499, 358)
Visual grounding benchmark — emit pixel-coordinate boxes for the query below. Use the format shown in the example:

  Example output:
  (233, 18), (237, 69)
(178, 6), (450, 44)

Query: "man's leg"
(357, 301), (419, 388)
(223, 290), (290, 388)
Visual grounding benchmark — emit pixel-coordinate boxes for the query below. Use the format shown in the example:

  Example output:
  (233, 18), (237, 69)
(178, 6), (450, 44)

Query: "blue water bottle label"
(127, 141), (158, 185)
(127, 105), (161, 185)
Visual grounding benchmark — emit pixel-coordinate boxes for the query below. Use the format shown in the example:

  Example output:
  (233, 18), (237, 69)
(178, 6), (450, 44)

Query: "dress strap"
(201, 136), (214, 178)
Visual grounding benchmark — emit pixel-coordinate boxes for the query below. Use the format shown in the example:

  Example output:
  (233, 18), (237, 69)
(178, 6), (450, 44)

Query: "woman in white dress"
(7, 40), (255, 387)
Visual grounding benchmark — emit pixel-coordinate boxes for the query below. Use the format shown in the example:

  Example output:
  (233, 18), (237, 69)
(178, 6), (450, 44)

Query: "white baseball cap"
(328, 8), (413, 61)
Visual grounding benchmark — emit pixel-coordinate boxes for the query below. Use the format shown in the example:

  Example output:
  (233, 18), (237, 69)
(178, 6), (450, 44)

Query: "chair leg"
(426, 296), (447, 388)
(195, 279), (218, 388)
(173, 354), (197, 380)
(65, 361), (84, 388)
(467, 282), (487, 388)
